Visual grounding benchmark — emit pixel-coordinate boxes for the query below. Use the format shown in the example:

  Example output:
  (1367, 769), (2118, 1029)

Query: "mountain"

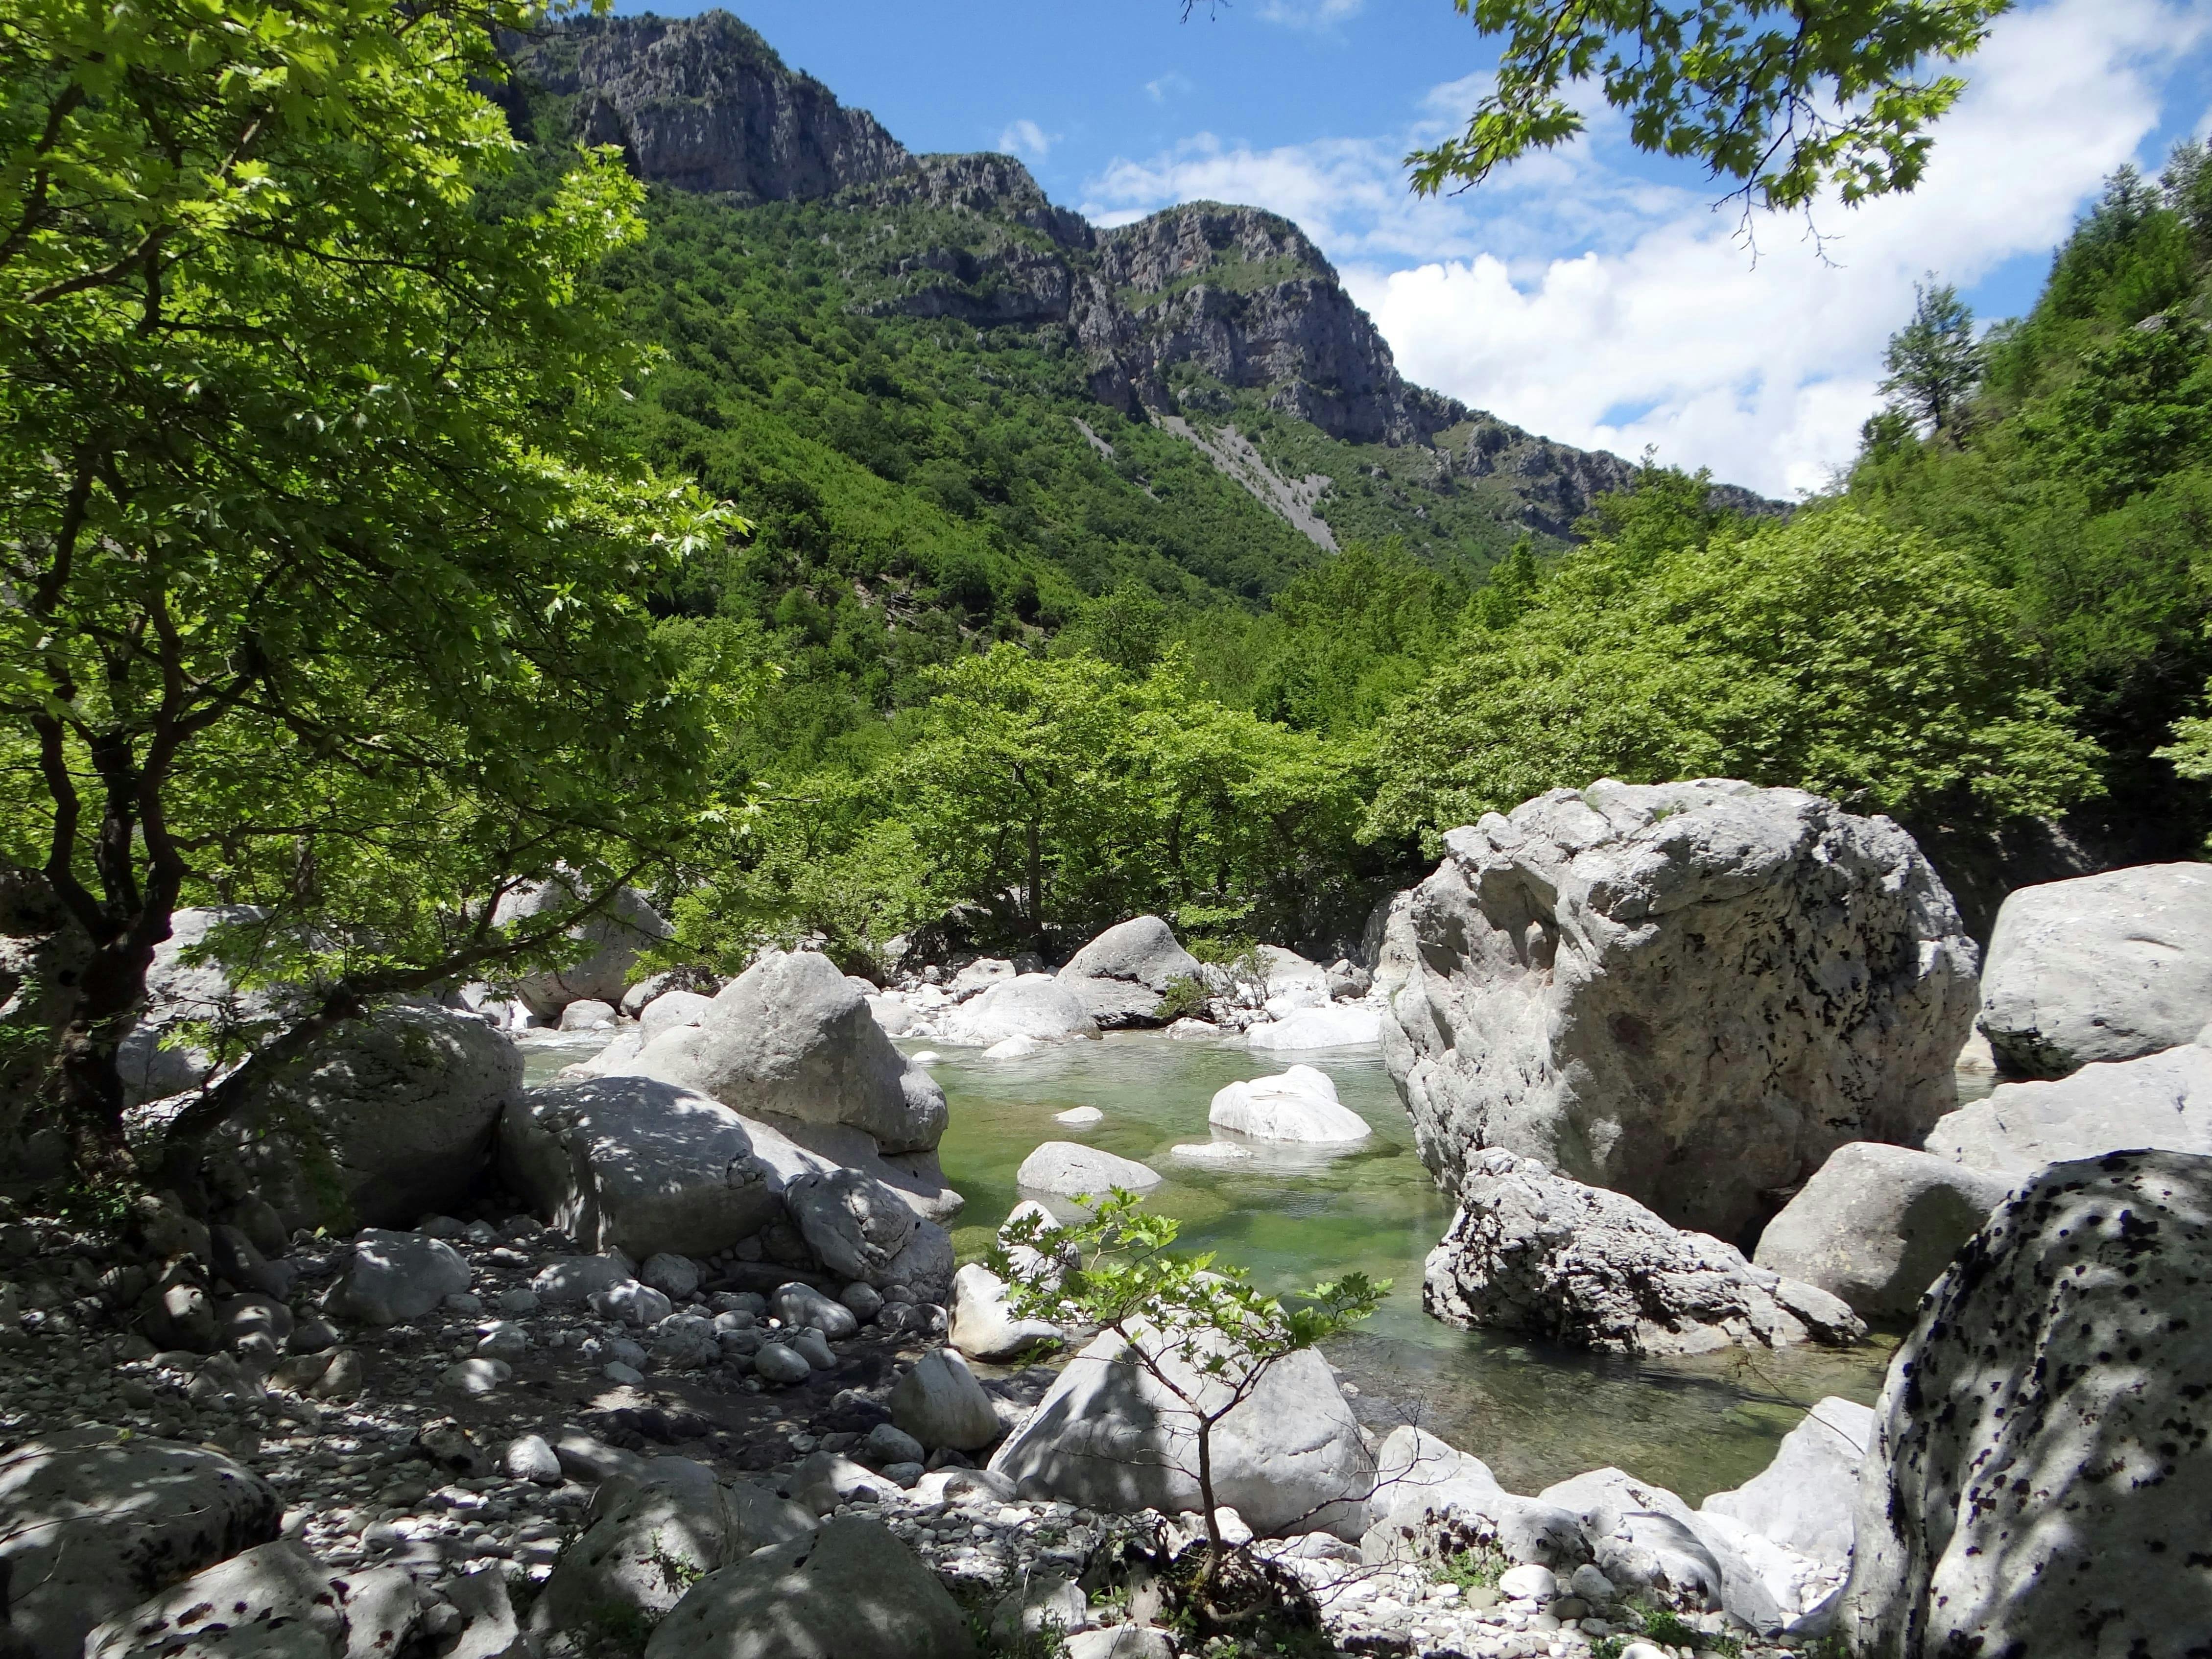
(500, 12), (1775, 565)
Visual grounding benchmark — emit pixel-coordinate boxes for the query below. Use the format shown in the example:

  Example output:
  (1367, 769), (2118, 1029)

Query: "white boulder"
(1015, 1141), (1162, 1198)
(940, 974), (1099, 1047)
(891, 1347), (1004, 1452)
(1702, 1396), (1873, 1575)
(323, 1230), (471, 1327)
(1923, 1041), (2212, 1178)
(639, 988), (713, 1044)
(1246, 1003), (1384, 1051)
(1208, 1066), (1371, 1143)
(948, 1262), (1060, 1362)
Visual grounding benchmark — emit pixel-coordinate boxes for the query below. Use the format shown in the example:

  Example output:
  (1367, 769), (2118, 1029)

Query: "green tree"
(1880, 281), (1984, 438)
(1402, 0), (2011, 213)
(0, 0), (738, 1185)
(1367, 501), (2101, 845)
(994, 1190), (1383, 1593)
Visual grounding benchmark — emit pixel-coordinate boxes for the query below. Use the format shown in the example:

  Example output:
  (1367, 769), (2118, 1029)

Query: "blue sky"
(619, 0), (2212, 496)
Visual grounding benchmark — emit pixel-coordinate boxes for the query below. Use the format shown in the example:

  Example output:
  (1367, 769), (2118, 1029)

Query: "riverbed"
(521, 1026), (1992, 1504)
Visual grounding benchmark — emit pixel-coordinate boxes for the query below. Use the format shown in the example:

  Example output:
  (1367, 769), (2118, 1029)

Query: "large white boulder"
(1701, 1397), (1873, 1576)
(1977, 862), (2212, 1078)
(643, 1517), (974, 1659)
(639, 988), (714, 1044)
(323, 1229), (471, 1326)
(940, 973), (1099, 1047)
(494, 878), (671, 1018)
(1015, 1141), (1162, 1198)
(1379, 780), (1978, 1239)
(987, 1325), (1375, 1539)
(1752, 1143), (2012, 1322)
(1060, 917), (1202, 990)
(1923, 1042), (2212, 1178)
(625, 950), (946, 1153)
(0, 1429), (283, 1659)
(1209, 1066), (1371, 1144)
(1423, 1150), (1865, 1356)
(1841, 1150), (2212, 1658)
(1247, 1003), (1384, 1051)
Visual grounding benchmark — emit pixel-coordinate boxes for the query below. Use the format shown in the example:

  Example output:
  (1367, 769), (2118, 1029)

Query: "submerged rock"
(1976, 862), (2212, 1078)
(1841, 1149), (2212, 1659)
(1423, 1151), (1866, 1355)
(1379, 780), (1977, 1239)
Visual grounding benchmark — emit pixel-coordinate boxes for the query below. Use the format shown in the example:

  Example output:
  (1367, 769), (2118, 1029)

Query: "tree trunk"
(1024, 818), (1044, 939)
(48, 937), (156, 1187)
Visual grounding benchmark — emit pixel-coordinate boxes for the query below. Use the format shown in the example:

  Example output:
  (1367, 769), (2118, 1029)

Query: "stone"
(1065, 1628), (1171, 1659)
(640, 988), (715, 1045)
(83, 1540), (422, 1659)
(782, 1168), (915, 1284)
(838, 1282), (882, 1320)
(948, 1262), (1060, 1362)
(440, 1567), (530, 1659)
(1015, 1141), (1162, 1199)
(1923, 1042), (2212, 1178)
(1498, 1564), (1557, 1601)
(1379, 780), (1977, 1238)
(594, 1279), (675, 1326)
(786, 1327), (835, 1370)
(560, 998), (618, 1031)
(1166, 1019), (1219, 1040)
(1977, 862), (2212, 1077)
(1701, 1397), (1873, 1575)
(1360, 1425), (1588, 1568)
(475, 1320), (527, 1361)
(531, 1254), (633, 1305)
(1424, 1150), (1867, 1355)
(115, 907), (281, 1107)
(309, 1349), (363, 1401)
(217, 1294), (293, 1350)
(1245, 1004), (1384, 1051)
(771, 1282), (858, 1340)
(603, 1361), (645, 1386)
(785, 1451), (890, 1515)
(939, 974), (1099, 1047)
(642, 1252), (703, 1298)
(1054, 1107), (1104, 1127)
(982, 1035), (1044, 1059)
(0, 1428), (282, 1659)
(861, 1423), (926, 1469)
(650, 1315), (722, 1371)
(1752, 1143), (2011, 1322)
(625, 949), (947, 1152)
(493, 877), (670, 1018)
(438, 1358), (510, 1397)
(321, 1230), (470, 1327)
(890, 1348), (1003, 1452)
(990, 1573), (1085, 1643)
(503, 1435), (563, 1485)
(1256, 946), (1331, 1015)
(531, 1459), (736, 1637)
(1840, 1150), (2212, 1659)
(1060, 916), (1202, 991)
(642, 1517), (975, 1659)
(1170, 1141), (1251, 1164)
(753, 1344), (810, 1386)
(1208, 1065), (1371, 1143)
(988, 1326), (1375, 1539)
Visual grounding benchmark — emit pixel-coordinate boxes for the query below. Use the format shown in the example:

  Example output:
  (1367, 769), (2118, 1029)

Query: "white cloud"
(1254, 0), (1363, 26)
(1077, 0), (2206, 497)
(1146, 71), (1195, 104)
(997, 118), (1060, 163)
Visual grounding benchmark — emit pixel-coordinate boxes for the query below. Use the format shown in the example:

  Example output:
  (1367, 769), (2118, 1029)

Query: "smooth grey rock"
(640, 988), (714, 1045)
(1379, 780), (1977, 1238)
(440, 1567), (529, 1659)
(530, 1254), (633, 1305)
(1246, 1003), (1384, 1051)
(650, 1314), (721, 1372)
(503, 1435), (563, 1485)
(891, 1348), (1003, 1452)
(948, 1262), (1060, 1362)
(0, 1428), (282, 1659)
(1208, 1065), (1371, 1143)
(1060, 917), (1202, 992)
(753, 1344), (810, 1386)
(1702, 1397), (1873, 1574)
(642, 1252), (703, 1298)
(591, 1280), (674, 1327)
(1064, 1628), (1171, 1659)
(1424, 1150), (1867, 1355)
(532, 1460), (735, 1636)
(940, 974), (1099, 1047)
(1977, 862), (2212, 1077)
(642, 1516), (974, 1659)
(839, 1281), (882, 1320)
(771, 1281), (858, 1340)
(1840, 1150), (2212, 1659)
(786, 1327), (835, 1370)
(1538, 1467), (1811, 1631)
(625, 949), (946, 1152)
(861, 1423), (926, 1469)
(475, 1320), (527, 1362)
(783, 1168), (914, 1284)
(990, 1572), (1085, 1643)
(560, 998), (618, 1031)
(1014, 1141), (1161, 1199)
(115, 906), (278, 1107)
(1924, 1043), (2212, 1178)
(438, 1357), (510, 1397)
(987, 1326), (1374, 1539)
(322, 1230), (470, 1327)
(785, 1452), (888, 1516)
(492, 878), (670, 1018)
(1753, 1143), (2011, 1321)
(1060, 975), (1168, 1031)
(1360, 1425), (1589, 1568)
(84, 1540), (422, 1659)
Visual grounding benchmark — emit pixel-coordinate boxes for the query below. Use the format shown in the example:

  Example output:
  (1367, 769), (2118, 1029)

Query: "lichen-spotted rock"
(1378, 779), (1978, 1239)
(1840, 1149), (2212, 1658)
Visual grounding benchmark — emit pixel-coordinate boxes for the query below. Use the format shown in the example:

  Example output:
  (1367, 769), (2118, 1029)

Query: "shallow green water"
(921, 1031), (1900, 1505)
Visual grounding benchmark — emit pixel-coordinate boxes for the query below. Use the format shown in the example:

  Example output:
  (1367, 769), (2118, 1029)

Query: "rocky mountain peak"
(845, 153), (1093, 252)
(1096, 201), (1335, 298)
(502, 11), (911, 204)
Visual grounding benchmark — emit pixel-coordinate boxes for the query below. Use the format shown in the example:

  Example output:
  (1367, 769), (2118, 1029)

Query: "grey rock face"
(1752, 1143), (2012, 1323)
(322, 1230), (471, 1327)
(85, 1540), (423, 1659)
(1380, 780), (1979, 1239)
(643, 1517), (975, 1659)
(1702, 1397), (1873, 1576)
(491, 879), (671, 1018)
(987, 1326), (1375, 1539)
(504, 14), (912, 204)
(627, 949), (946, 1153)
(1923, 1042), (2212, 1178)
(1423, 1150), (1867, 1356)
(0, 1428), (283, 1659)
(1841, 1150), (2212, 1659)
(1976, 862), (2212, 1078)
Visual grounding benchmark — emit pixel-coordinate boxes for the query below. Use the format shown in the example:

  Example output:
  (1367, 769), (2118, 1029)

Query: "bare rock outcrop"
(1380, 780), (1978, 1240)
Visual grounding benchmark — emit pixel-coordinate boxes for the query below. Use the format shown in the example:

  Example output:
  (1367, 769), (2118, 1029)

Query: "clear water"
(921, 1031), (1902, 1505)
